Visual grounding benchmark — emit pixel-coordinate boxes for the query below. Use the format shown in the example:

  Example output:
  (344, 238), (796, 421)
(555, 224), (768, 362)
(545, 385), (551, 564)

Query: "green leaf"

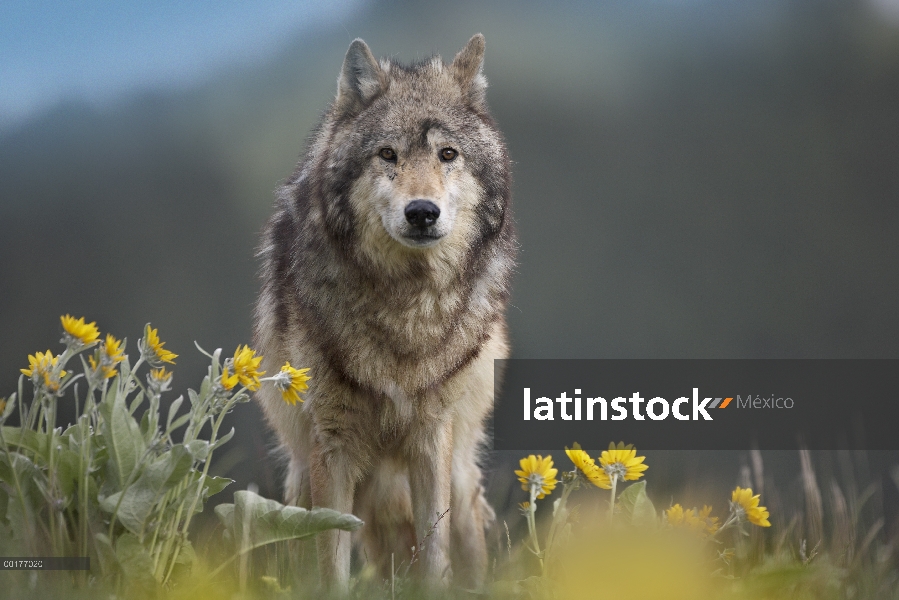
(100, 445), (194, 534)
(128, 390), (145, 416)
(203, 476), (232, 498)
(114, 532), (155, 585)
(93, 533), (120, 578)
(173, 473), (231, 518)
(100, 386), (145, 489)
(215, 490), (363, 555)
(166, 396), (184, 432)
(173, 538), (196, 566)
(0, 453), (43, 541)
(185, 440), (209, 461)
(168, 413), (191, 434)
(210, 427), (234, 452)
(617, 481), (657, 527)
(1, 394), (15, 420)
(0, 488), (8, 526)
(53, 447), (81, 500)
(515, 575), (557, 599)
(142, 392), (160, 445)
(1, 427), (49, 463)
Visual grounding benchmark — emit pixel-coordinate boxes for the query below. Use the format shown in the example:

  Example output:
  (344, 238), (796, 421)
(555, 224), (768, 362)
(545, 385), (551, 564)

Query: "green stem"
(207, 552), (241, 580)
(46, 398), (60, 554)
(0, 425), (35, 552)
(162, 397), (232, 584)
(542, 479), (574, 576)
(526, 484), (544, 573)
(708, 513), (739, 540)
(106, 444), (152, 540)
(150, 487), (178, 573)
(609, 473), (618, 524)
(79, 383), (98, 558)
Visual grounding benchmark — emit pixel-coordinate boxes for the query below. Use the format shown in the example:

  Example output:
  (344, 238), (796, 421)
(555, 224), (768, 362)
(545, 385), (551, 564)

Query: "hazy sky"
(0, 0), (364, 130)
(3, 0), (899, 133)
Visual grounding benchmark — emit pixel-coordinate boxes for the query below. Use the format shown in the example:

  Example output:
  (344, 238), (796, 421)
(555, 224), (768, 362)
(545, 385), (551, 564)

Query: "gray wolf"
(253, 34), (515, 591)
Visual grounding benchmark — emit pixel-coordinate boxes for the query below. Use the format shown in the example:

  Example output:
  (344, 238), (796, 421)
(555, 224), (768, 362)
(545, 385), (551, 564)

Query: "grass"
(2, 317), (898, 598)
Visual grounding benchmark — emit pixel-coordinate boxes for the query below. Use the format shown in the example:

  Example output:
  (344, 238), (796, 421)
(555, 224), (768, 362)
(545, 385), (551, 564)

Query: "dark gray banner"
(491, 360), (898, 450)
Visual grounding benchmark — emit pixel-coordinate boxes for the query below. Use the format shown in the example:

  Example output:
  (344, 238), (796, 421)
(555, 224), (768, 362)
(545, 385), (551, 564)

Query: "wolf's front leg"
(450, 434), (492, 589)
(408, 416), (454, 584)
(309, 446), (356, 593)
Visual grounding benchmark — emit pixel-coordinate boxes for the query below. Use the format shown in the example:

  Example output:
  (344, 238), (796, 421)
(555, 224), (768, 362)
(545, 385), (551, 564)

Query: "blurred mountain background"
(2, 0), (899, 524)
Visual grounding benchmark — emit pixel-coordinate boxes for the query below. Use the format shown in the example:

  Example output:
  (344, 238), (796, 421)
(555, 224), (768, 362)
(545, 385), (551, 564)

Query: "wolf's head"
(311, 35), (510, 269)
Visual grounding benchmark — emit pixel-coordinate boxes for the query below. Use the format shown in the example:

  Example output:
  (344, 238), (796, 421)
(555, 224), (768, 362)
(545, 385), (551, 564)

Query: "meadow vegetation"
(1, 316), (897, 599)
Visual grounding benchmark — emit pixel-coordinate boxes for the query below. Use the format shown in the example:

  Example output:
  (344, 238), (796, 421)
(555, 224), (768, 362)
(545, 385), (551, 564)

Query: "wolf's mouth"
(402, 231), (444, 246)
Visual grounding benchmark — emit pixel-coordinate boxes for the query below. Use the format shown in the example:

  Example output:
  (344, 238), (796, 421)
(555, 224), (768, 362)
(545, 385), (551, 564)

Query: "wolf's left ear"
(451, 34), (487, 107)
(336, 38), (387, 117)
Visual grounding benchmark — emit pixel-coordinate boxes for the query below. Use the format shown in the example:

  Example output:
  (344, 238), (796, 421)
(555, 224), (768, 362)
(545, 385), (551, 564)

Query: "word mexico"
(522, 389), (793, 422)
(492, 359), (898, 451)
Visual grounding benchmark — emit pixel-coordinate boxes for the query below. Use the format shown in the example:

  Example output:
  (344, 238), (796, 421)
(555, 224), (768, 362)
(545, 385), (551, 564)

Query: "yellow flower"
(668, 504), (720, 536)
(149, 367), (172, 383)
(221, 367), (240, 390)
(273, 362), (310, 405)
(147, 367), (173, 394)
(518, 501), (531, 515)
(142, 324), (177, 365)
(694, 505), (720, 535)
(60, 314), (100, 347)
(21, 350), (67, 392)
(221, 345), (265, 391)
(565, 442), (611, 489)
(89, 334), (125, 379)
(515, 454), (558, 499)
(666, 503), (685, 526)
(731, 487), (771, 527)
(598, 441), (648, 483)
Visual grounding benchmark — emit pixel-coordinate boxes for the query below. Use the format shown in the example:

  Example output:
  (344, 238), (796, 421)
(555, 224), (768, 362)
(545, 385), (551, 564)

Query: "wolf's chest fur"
(270, 191), (506, 400)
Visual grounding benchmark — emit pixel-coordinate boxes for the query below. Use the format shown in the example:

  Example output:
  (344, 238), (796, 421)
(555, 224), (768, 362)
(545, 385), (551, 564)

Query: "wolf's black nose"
(404, 200), (441, 227)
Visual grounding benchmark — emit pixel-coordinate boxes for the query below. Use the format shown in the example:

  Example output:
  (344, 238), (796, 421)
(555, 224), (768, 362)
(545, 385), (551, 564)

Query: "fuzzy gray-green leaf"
(0, 427), (49, 462)
(100, 390), (145, 489)
(100, 445), (193, 534)
(215, 490), (363, 554)
(114, 532), (155, 584)
(185, 439), (209, 461)
(204, 475), (233, 498)
(617, 481), (657, 527)
(210, 427), (234, 452)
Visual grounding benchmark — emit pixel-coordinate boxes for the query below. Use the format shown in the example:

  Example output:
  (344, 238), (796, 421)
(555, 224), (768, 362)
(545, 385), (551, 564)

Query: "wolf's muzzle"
(404, 200), (440, 228)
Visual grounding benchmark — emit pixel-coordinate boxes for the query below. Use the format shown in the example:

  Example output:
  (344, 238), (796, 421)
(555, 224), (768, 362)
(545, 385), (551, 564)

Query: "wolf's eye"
(440, 148), (458, 162)
(379, 148), (397, 162)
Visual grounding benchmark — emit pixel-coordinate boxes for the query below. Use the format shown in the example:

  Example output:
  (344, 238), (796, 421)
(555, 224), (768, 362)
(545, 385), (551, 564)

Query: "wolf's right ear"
(335, 39), (386, 117)
(451, 34), (487, 108)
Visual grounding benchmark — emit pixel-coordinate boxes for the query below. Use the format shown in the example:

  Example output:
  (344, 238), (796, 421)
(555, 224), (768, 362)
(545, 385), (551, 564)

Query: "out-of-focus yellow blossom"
(565, 443), (611, 489)
(599, 441), (648, 482)
(21, 350), (66, 392)
(88, 334), (125, 379)
(731, 486), (771, 527)
(272, 362), (310, 405)
(515, 454), (558, 499)
(61, 314), (100, 347)
(142, 324), (178, 365)
(221, 345), (265, 391)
